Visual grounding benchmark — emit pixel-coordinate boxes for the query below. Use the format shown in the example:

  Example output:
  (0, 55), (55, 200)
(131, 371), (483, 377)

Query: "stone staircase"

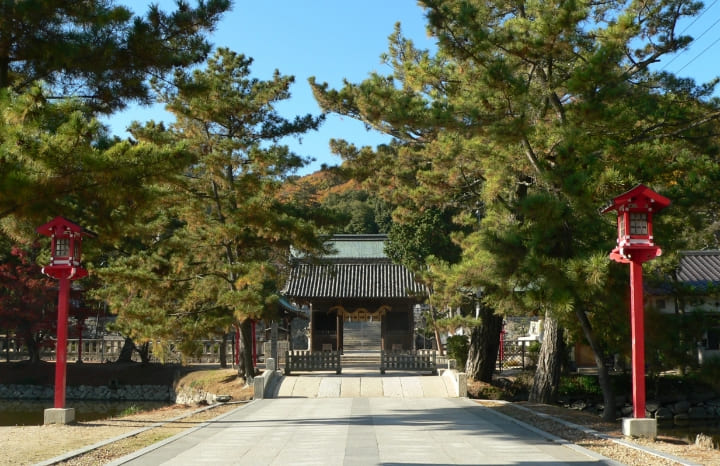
(342, 321), (381, 368)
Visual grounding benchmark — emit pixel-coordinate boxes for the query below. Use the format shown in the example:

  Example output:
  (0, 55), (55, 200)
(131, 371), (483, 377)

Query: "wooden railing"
(0, 338), (236, 364)
(380, 350), (437, 374)
(284, 350), (342, 375)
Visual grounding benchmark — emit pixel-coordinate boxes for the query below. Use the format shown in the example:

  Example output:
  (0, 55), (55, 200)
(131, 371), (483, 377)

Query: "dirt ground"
(0, 405), (237, 466)
(477, 399), (720, 466)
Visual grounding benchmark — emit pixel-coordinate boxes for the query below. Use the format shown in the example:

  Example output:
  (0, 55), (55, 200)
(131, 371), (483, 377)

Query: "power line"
(679, 0), (718, 36)
(660, 2), (720, 71)
(677, 34), (720, 73)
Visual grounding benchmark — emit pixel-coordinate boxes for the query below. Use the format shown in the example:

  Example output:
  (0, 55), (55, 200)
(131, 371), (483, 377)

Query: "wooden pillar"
(336, 312), (344, 352)
(380, 311), (386, 351)
(630, 260), (647, 418)
(407, 307), (413, 349)
(54, 277), (71, 408)
(309, 309), (315, 351)
(271, 321), (278, 362)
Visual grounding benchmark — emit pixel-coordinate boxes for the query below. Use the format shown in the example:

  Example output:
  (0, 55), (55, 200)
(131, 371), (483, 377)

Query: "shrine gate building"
(282, 234), (427, 353)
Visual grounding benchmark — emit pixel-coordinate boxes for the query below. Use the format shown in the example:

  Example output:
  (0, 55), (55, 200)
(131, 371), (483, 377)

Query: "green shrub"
(446, 335), (469, 369)
(558, 374), (602, 398)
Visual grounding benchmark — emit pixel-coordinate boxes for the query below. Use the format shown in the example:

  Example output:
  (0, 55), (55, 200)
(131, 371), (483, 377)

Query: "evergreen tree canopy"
(0, 88), (194, 243)
(312, 0), (720, 315)
(0, 0), (230, 113)
(311, 0), (720, 404)
(97, 49), (326, 376)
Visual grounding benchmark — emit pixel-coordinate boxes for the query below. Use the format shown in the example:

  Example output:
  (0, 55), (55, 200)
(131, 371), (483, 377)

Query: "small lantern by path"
(602, 184), (670, 440)
(36, 217), (95, 425)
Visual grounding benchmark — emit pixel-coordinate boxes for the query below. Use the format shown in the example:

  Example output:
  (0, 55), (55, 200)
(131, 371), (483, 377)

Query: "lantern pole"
(629, 260), (646, 419)
(36, 217), (95, 425)
(54, 277), (71, 409)
(602, 184), (670, 440)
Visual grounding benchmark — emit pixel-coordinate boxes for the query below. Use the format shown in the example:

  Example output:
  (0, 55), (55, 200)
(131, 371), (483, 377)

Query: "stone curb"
(490, 400), (704, 466)
(473, 403), (623, 465)
(33, 401), (251, 466)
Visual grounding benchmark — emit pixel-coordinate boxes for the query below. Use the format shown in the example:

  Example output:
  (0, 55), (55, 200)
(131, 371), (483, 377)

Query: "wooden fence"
(496, 339), (536, 371)
(284, 350), (342, 375)
(262, 341), (290, 366)
(380, 350), (437, 374)
(0, 338), (238, 364)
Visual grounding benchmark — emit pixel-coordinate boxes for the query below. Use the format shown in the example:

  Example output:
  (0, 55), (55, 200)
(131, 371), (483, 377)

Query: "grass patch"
(118, 404), (144, 417)
(175, 368), (253, 401)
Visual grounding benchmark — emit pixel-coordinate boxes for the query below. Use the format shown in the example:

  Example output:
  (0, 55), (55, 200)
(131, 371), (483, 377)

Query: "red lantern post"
(602, 185), (670, 439)
(36, 217), (95, 425)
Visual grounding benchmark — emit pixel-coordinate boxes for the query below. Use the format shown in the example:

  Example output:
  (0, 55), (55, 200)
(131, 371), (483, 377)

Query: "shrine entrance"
(282, 235), (427, 354)
(343, 320), (381, 352)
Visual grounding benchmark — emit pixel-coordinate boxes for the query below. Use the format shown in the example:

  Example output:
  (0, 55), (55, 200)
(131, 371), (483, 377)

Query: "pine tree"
(0, 1), (229, 239)
(311, 0), (720, 419)
(98, 49), (325, 379)
(0, 88), (194, 243)
(0, 0), (230, 113)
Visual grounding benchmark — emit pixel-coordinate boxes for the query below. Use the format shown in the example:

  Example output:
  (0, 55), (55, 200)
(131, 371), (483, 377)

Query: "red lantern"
(601, 184), (670, 264)
(603, 185), (670, 439)
(36, 217), (94, 280)
(36, 217), (95, 424)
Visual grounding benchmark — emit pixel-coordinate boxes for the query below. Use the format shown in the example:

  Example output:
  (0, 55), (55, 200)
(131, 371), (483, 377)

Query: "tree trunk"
(18, 325), (41, 363)
(427, 307), (444, 355)
(26, 336), (41, 364)
(117, 337), (136, 363)
(219, 333), (228, 368)
(575, 307), (616, 422)
(137, 341), (151, 364)
(238, 319), (255, 382)
(466, 307), (503, 382)
(529, 312), (563, 404)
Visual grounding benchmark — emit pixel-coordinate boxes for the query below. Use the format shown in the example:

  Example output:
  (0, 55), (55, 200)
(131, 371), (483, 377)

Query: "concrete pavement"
(109, 397), (619, 465)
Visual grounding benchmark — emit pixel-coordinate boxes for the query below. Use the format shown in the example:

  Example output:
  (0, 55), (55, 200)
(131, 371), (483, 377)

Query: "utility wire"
(679, 0), (718, 36)
(677, 34), (720, 73)
(660, 2), (720, 71)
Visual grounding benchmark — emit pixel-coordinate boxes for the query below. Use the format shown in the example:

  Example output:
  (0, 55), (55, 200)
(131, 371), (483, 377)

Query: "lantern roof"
(36, 216), (96, 238)
(600, 184), (671, 214)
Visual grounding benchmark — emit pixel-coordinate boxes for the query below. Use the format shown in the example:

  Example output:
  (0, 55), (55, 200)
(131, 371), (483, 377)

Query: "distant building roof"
(292, 234), (388, 261)
(677, 250), (720, 287)
(283, 262), (426, 299)
(283, 234), (427, 300)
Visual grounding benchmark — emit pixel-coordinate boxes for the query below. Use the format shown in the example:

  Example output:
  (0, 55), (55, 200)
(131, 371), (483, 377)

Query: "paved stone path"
(111, 397), (618, 465)
(272, 372), (456, 398)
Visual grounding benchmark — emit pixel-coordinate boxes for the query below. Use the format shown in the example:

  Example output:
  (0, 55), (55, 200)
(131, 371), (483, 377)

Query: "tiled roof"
(677, 250), (720, 286)
(282, 262), (427, 299)
(292, 234), (388, 260)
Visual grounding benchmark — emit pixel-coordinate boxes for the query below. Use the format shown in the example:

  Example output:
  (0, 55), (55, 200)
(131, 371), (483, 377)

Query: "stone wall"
(0, 384), (173, 401)
(560, 387), (720, 425)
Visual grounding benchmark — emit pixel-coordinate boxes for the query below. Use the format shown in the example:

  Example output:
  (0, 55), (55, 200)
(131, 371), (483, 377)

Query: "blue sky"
(108, 1), (720, 175)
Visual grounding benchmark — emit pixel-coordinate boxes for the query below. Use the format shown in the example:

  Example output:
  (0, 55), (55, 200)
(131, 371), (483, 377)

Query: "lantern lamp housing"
(601, 185), (670, 263)
(36, 217), (96, 280)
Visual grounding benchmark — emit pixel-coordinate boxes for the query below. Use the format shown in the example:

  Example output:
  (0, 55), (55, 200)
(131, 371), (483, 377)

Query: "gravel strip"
(476, 400), (719, 466)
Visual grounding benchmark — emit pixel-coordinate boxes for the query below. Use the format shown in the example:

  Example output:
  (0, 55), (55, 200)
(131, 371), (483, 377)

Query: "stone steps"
(343, 321), (381, 352)
(341, 351), (380, 368)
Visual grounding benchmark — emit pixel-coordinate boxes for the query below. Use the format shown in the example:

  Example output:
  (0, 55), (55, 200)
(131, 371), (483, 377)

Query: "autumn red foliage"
(0, 245), (57, 362)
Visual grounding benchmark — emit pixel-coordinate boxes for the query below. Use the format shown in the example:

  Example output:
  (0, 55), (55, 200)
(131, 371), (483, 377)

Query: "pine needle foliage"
(98, 49), (326, 378)
(311, 0), (720, 415)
